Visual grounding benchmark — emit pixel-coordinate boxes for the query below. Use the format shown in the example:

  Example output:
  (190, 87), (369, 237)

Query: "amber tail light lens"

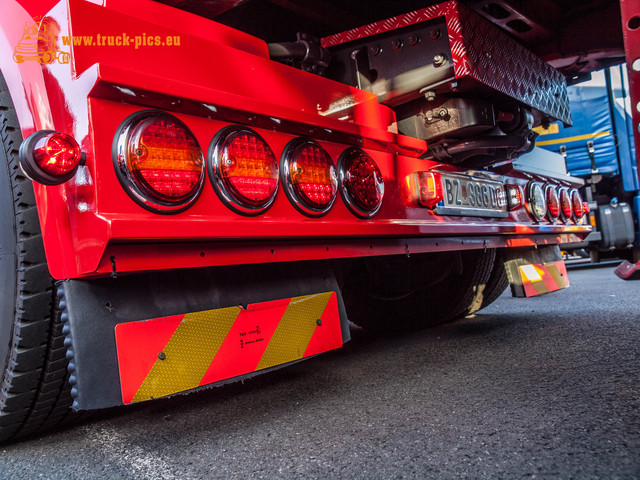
(281, 138), (337, 217)
(208, 126), (279, 216)
(415, 171), (443, 208)
(114, 111), (205, 213)
(19, 130), (84, 185)
(338, 148), (384, 218)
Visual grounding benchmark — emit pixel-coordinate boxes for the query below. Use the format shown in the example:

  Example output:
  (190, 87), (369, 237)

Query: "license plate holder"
(435, 173), (508, 218)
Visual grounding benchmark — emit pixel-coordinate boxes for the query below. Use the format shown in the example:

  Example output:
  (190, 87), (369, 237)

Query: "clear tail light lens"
(339, 148), (384, 218)
(114, 111), (205, 213)
(559, 187), (572, 222)
(19, 130), (83, 185)
(281, 138), (337, 216)
(505, 185), (524, 211)
(571, 189), (585, 220)
(545, 185), (560, 221)
(525, 182), (546, 221)
(209, 127), (278, 215)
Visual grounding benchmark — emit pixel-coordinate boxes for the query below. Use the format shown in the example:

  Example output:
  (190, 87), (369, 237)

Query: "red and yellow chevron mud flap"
(115, 292), (342, 404)
(505, 260), (570, 297)
(614, 260), (640, 280)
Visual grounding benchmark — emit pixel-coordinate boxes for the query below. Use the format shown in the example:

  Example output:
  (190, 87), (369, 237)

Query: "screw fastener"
(433, 54), (447, 67)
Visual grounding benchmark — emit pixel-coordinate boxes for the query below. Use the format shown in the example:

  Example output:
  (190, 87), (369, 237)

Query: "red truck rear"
(1, 0), (631, 441)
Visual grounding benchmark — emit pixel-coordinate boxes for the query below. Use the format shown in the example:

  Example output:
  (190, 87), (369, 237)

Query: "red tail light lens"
(545, 185), (559, 221)
(114, 112), (205, 213)
(559, 187), (572, 222)
(281, 139), (337, 216)
(339, 148), (384, 218)
(19, 130), (83, 185)
(570, 189), (584, 220)
(209, 127), (278, 215)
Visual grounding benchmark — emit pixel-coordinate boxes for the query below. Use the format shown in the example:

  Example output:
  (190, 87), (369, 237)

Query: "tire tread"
(0, 72), (74, 443)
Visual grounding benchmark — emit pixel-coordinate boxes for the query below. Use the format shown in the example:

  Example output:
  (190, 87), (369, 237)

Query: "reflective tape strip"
(115, 292), (342, 404)
(519, 260), (569, 297)
(535, 130), (610, 146)
(132, 307), (241, 403)
(257, 292), (331, 371)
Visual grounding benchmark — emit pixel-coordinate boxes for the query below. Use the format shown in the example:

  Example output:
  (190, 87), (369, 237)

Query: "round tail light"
(545, 185), (559, 222)
(559, 187), (572, 222)
(525, 182), (546, 222)
(114, 111), (205, 213)
(281, 138), (337, 216)
(338, 148), (384, 218)
(19, 130), (84, 185)
(208, 126), (278, 215)
(570, 189), (584, 220)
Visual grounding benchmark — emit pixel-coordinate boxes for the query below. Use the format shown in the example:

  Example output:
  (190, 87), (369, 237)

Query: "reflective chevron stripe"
(515, 261), (569, 297)
(115, 292), (342, 404)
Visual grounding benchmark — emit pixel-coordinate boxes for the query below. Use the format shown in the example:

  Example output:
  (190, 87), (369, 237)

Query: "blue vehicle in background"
(536, 65), (640, 262)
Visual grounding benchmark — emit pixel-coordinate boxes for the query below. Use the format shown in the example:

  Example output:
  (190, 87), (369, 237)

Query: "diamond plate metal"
(456, 4), (571, 125)
(322, 0), (571, 125)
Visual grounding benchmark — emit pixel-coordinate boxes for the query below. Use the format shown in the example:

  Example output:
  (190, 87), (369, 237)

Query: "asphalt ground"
(1, 262), (639, 479)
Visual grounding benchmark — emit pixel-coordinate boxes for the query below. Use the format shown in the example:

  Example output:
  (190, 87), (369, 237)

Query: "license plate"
(436, 173), (508, 217)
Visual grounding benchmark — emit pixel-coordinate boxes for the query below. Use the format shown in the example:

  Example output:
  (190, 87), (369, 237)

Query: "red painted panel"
(198, 299), (290, 385)
(115, 314), (184, 405)
(1, 0), (590, 281)
(620, 0), (640, 187)
(114, 293), (343, 404)
(304, 293), (343, 358)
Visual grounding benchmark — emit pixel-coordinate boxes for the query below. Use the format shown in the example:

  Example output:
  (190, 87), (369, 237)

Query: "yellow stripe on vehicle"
(256, 292), (331, 371)
(536, 131), (610, 147)
(132, 306), (241, 402)
(546, 263), (568, 289)
(533, 123), (560, 135)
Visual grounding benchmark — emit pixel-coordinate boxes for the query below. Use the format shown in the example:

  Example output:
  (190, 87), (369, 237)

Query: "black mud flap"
(60, 261), (350, 411)
(504, 245), (570, 297)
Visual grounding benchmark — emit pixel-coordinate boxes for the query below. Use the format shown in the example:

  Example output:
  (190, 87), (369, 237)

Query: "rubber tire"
(0, 73), (74, 442)
(340, 249), (496, 332)
(477, 249), (510, 311)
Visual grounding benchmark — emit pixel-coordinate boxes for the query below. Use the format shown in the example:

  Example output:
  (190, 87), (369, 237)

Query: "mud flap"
(504, 245), (570, 297)
(614, 260), (640, 280)
(60, 261), (350, 410)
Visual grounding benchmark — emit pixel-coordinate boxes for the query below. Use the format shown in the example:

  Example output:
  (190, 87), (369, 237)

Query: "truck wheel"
(340, 249), (496, 332)
(0, 74), (74, 442)
(477, 249), (509, 310)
